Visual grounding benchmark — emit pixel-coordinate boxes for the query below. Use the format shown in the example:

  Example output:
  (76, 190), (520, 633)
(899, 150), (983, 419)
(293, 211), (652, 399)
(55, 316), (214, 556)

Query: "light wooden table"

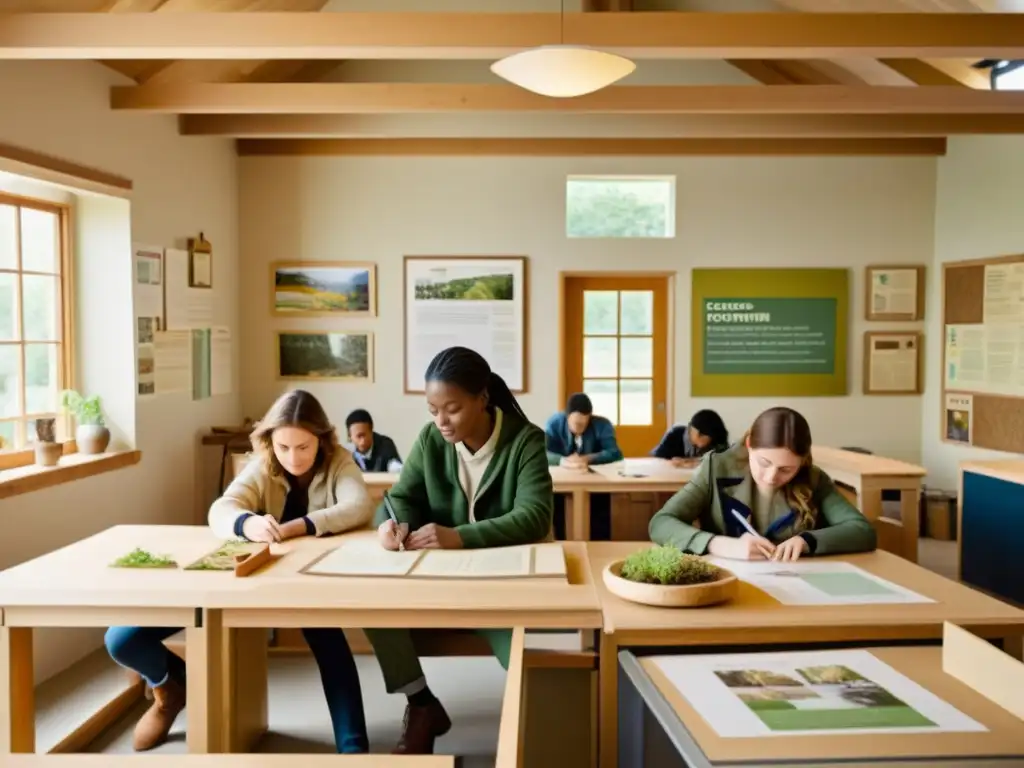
(618, 645), (1024, 767)
(6, 757), (457, 767)
(812, 447), (926, 563)
(0, 525), (599, 760)
(202, 530), (601, 756)
(0, 526), (236, 755)
(586, 541), (1024, 768)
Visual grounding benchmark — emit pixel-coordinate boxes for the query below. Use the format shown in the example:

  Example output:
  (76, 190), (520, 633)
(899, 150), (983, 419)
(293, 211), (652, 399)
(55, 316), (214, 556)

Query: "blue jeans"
(104, 625), (369, 754)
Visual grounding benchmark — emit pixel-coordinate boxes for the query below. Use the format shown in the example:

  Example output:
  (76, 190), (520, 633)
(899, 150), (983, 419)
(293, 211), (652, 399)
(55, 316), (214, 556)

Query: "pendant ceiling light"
(489, 2), (635, 98)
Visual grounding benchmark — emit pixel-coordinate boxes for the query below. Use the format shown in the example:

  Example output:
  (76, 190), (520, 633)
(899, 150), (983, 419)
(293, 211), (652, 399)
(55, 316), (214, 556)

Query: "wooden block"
(234, 544), (272, 577)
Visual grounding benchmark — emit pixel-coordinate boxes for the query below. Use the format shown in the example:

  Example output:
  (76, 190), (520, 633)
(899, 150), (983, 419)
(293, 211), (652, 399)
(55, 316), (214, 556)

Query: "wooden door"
(562, 275), (671, 457)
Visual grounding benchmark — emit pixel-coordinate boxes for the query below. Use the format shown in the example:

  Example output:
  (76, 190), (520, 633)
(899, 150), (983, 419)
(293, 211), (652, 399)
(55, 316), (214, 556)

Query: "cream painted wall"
(0, 60), (241, 682)
(923, 136), (1024, 490)
(239, 153), (935, 464)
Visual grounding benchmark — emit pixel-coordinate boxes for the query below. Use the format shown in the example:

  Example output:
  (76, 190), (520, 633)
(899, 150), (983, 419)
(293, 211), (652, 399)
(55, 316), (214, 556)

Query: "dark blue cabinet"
(961, 470), (1024, 607)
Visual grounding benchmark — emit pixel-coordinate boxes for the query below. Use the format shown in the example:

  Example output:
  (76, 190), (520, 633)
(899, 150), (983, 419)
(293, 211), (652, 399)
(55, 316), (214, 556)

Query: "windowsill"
(0, 449), (141, 501)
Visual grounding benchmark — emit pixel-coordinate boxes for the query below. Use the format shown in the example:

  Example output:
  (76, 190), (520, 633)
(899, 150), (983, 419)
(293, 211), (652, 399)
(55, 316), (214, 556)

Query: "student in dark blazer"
(651, 409), (731, 467)
(649, 406), (876, 561)
(544, 393), (623, 540)
(345, 409), (403, 472)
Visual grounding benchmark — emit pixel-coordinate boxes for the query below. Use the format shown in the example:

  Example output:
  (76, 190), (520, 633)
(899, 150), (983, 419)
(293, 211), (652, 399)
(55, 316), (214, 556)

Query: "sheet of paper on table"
(302, 540), (567, 580)
(704, 558), (934, 605)
(649, 648), (987, 738)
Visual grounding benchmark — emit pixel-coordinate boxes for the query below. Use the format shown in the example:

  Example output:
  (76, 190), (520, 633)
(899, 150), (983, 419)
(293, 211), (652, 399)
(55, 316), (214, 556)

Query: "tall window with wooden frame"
(0, 194), (72, 456)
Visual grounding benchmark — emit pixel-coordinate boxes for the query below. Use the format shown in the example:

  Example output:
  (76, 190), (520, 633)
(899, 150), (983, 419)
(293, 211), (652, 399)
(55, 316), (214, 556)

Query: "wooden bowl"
(602, 559), (739, 608)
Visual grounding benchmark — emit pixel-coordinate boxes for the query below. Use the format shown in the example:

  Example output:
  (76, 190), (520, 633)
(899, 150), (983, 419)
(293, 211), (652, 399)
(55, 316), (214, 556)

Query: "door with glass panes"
(562, 275), (670, 457)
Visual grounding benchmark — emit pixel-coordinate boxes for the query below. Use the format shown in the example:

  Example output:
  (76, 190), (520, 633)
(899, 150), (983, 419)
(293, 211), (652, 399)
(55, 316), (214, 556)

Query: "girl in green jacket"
(649, 406), (877, 562)
(364, 346), (554, 755)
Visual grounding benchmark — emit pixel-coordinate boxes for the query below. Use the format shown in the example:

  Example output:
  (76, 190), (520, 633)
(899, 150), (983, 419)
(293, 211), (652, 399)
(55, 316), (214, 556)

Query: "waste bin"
(920, 488), (957, 541)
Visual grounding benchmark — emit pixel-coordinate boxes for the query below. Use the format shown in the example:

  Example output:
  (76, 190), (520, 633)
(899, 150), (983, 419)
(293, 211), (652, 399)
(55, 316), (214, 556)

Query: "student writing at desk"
(104, 390), (374, 753)
(650, 408), (730, 467)
(365, 346), (554, 754)
(345, 408), (403, 472)
(649, 406), (876, 561)
(544, 392), (623, 540)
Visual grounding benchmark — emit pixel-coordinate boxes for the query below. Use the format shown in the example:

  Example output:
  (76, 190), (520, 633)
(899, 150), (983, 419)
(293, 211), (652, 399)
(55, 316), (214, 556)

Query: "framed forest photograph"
(271, 261), (377, 317)
(276, 331), (373, 383)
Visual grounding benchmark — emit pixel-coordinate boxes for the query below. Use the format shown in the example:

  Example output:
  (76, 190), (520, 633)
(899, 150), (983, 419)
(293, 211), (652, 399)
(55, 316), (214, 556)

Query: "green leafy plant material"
(185, 540), (257, 571)
(60, 389), (105, 426)
(111, 548), (177, 569)
(620, 545), (722, 586)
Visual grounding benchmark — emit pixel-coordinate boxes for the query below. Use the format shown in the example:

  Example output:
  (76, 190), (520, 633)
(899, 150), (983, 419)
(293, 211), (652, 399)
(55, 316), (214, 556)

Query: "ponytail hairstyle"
(745, 406), (816, 529)
(424, 346), (528, 421)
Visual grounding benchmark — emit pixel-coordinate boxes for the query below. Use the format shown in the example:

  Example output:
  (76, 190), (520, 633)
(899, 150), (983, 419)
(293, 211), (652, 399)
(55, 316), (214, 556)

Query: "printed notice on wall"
(945, 325), (988, 391)
(867, 334), (919, 393)
(165, 248), (214, 330)
(944, 393), (973, 445)
(210, 326), (233, 396)
(983, 262), (1024, 325)
(133, 244), (165, 320)
(154, 330), (191, 395)
(404, 257), (525, 392)
(870, 268), (918, 318)
(702, 298), (837, 376)
(946, 323), (1024, 398)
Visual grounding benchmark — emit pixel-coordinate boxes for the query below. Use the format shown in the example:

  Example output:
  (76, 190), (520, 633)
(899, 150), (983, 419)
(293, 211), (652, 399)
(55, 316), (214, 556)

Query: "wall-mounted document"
(302, 539), (567, 580)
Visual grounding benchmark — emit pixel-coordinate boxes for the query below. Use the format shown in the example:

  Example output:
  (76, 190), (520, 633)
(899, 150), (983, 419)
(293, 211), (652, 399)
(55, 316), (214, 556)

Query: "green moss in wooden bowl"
(619, 546), (722, 586)
(110, 547), (178, 569)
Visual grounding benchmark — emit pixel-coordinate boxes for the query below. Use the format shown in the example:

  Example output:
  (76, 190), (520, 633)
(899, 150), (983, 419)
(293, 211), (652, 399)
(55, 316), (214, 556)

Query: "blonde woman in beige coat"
(105, 390), (374, 754)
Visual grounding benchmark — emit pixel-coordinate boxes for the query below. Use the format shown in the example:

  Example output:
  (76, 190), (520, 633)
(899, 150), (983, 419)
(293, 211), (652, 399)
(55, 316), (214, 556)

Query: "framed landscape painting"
(276, 332), (374, 383)
(271, 261), (376, 317)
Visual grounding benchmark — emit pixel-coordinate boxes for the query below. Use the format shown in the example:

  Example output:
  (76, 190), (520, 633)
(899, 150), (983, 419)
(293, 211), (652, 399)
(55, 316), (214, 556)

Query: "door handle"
(656, 402), (666, 412)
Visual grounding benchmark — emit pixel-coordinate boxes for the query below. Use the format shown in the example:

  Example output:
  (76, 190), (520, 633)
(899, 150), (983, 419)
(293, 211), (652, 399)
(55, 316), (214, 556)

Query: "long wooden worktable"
(587, 541), (1024, 768)
(0, 525), (598, 764)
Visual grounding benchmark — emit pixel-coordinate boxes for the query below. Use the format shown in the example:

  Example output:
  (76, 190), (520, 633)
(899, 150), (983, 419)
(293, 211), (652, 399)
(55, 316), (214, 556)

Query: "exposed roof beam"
(235, 137), (946, 157)
(880, 58), (977, 86)
(5, 12), (1024, 60)
(111, 83), (1024, 114)
(179, 113), (1024, 138)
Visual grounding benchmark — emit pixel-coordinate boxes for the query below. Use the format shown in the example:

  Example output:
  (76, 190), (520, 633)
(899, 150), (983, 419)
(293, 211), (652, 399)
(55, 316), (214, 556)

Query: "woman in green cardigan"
(649, 406), (876, 562)
(364, 346), (553, 755)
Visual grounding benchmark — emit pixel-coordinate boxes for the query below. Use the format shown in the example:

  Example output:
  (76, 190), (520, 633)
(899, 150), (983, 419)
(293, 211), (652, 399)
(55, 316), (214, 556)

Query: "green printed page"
(800, 572), (895, 597)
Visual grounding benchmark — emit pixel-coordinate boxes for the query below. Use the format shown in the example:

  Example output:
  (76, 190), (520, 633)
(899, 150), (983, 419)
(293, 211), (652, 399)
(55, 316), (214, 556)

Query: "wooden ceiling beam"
(235, 137), (947, 157)
(111, 83), (1024, 115)
(5, 12), (1024, 60)
(179, 113), (1024, 138)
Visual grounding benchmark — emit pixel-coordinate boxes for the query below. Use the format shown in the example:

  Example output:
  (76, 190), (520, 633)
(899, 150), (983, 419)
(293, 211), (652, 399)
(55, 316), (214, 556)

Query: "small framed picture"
(276, 331), (374, 383)
(271, 261), (377, 317)
(188, 232), (213, 289)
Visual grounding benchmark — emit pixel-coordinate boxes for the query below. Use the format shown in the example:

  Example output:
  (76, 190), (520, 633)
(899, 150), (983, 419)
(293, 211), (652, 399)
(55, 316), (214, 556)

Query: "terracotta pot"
(76, 424), (111, 455)
(35, 442), (62, 467)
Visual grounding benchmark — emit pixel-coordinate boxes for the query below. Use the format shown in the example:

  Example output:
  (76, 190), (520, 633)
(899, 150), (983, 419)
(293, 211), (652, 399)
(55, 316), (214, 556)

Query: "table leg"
(899, 486), (920, 564)
(186, 609), (225, 753)
(568, 490), (591, 541)
(223, 627), (269, 752)
(598, 633), (617, 768)
(0, 624), (34, 753)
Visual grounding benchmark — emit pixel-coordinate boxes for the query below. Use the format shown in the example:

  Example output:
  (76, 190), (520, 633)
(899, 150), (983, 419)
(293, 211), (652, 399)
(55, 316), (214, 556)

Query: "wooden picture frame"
(403, 255), (528, 394)
(865, 264), (925, 321)
(863, 331), (923, 395)
(275, 331), (374, 383)
(271, 261), (377, 317)
(187, 232), (213, 289)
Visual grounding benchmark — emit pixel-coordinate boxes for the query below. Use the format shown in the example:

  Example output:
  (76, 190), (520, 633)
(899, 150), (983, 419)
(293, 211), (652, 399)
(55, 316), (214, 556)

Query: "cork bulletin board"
(941, 254), (1024, 453)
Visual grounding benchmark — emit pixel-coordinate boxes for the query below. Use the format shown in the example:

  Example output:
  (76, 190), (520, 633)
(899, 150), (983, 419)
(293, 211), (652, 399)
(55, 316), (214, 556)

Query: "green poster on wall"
(691, 269), (848, 397)
(703, 298), (837, 375)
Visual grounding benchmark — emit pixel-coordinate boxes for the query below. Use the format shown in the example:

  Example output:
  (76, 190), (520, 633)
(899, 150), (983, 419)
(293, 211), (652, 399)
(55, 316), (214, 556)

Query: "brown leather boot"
(392, 698), (452, 754)
(133, 676), (186, 751)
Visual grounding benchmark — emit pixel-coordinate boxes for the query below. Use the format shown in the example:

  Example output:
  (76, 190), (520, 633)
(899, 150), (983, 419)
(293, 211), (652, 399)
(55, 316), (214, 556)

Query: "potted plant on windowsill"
(60, 389), (110, 455)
